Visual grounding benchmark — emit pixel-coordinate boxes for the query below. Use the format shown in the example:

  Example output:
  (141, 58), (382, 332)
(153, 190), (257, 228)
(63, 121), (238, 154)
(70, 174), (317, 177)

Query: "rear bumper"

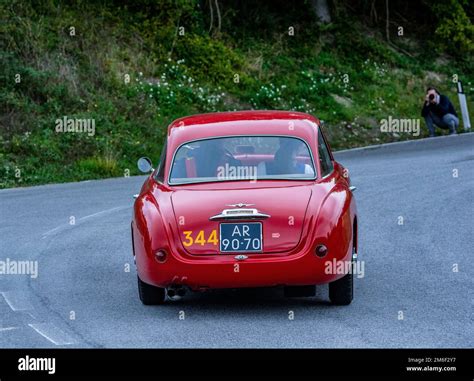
(136, 244), (353, 290)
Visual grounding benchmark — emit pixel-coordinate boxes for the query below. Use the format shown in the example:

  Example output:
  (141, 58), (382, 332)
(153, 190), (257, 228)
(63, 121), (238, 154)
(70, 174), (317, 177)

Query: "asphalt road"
(1, 134), (473, 348)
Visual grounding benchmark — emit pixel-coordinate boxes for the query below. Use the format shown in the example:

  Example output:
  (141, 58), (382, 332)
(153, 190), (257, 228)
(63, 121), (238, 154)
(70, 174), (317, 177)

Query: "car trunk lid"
(170, 186), (312, 255)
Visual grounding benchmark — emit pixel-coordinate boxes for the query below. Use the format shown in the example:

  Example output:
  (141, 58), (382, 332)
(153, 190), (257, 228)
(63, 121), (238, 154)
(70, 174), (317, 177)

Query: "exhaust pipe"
(167, 285), (186, 300)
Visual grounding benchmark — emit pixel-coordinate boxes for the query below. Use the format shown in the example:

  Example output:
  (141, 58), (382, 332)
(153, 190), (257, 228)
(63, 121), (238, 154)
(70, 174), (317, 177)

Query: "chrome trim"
(234, 254), (248, 261)
(320, 167), (335, 180)
(227, 203), (254, 208)
(210, 208), (270, 221)
(133, 194), (139, 199)
(167, 135), (318, 186)
(349, 186), (357, 192)
(352, 251), (358, 261)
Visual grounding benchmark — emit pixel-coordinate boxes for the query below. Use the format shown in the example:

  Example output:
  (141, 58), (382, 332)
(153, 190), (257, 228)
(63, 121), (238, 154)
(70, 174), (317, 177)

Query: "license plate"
(219, 222), (263, 253)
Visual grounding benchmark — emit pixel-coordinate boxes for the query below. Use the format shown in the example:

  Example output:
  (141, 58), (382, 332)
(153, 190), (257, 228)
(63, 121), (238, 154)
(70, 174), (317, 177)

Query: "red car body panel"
(171, 185), (311, 254)
(132, 111), (357, 290)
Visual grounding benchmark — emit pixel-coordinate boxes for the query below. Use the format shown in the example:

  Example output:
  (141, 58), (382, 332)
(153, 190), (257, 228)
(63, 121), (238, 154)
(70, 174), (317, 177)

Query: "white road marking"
(42, 205), (130, 238)
(40, 225), (63, 237)
(26, 311), (38, 320)
(28, 323), (77, 345)
(1, 291), (33, 311)
(0, 326), (19, 332)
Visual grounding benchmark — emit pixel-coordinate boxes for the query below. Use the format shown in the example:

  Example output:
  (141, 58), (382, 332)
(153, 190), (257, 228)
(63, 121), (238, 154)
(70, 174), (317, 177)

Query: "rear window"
(169, 136), (316, 185)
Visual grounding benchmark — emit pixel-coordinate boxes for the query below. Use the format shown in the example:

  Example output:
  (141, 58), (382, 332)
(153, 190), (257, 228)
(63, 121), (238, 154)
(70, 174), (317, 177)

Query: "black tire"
(329, 264), (353, 305)
(137, 276), (166, 305)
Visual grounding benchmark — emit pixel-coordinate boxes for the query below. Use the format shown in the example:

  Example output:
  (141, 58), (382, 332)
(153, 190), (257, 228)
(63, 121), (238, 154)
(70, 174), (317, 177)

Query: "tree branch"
(214, 0), (221, 33)
(208, 0), (214, 34)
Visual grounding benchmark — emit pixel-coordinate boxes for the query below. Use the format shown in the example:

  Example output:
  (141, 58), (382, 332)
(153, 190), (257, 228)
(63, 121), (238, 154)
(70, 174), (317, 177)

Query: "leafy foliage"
(428, 0), (474, 58)
(0, 0), (472, 187)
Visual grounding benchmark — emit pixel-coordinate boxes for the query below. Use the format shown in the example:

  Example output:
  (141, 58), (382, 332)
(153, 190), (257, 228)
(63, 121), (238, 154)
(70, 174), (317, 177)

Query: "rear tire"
(329, 264), (353, 305)
(138, 276), (166, 305)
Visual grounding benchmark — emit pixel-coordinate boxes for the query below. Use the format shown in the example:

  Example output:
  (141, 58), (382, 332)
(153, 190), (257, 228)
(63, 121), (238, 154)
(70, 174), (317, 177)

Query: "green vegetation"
(1, 0), (473, 188)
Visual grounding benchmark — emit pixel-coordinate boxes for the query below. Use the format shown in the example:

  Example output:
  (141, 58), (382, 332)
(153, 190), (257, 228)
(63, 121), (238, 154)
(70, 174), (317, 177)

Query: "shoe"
(449, 122), (457, 135)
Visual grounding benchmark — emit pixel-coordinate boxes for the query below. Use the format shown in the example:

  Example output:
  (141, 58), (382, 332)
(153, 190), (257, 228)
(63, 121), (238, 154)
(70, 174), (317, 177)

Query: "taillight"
(315, 245), (328, 258)
(154, 250), (167, 263)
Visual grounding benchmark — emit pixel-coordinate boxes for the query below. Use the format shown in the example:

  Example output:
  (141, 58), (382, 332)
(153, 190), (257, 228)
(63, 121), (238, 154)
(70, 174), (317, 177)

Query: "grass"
(1, 1), (473, 188)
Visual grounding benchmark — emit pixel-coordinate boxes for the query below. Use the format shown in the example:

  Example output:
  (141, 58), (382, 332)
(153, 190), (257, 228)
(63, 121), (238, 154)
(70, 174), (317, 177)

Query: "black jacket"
(421, 94), (458, 119)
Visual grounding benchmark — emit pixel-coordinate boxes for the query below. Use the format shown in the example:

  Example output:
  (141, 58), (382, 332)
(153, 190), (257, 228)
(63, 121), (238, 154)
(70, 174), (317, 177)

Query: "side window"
(155, 140), (167, 183)
(318, 129), (333, 177)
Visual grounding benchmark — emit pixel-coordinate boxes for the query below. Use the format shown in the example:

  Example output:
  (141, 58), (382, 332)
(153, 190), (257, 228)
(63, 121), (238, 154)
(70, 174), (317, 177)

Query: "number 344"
(182, 230), (218, 247)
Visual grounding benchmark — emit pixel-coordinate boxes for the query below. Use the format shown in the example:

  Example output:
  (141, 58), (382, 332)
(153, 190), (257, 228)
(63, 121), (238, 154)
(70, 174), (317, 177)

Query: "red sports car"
(132, 111), (358, 305)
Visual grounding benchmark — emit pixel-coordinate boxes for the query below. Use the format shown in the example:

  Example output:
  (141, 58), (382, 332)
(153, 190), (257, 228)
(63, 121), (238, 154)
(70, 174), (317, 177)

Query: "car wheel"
(329, 261), (353, 305)
(137, 276), (166, 305)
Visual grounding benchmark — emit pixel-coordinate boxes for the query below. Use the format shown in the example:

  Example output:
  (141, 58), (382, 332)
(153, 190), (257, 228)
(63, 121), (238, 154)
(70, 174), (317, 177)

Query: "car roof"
(162, 111), (323, 184)
(165, 111), (321, 160)
(168, 110), (319, 132)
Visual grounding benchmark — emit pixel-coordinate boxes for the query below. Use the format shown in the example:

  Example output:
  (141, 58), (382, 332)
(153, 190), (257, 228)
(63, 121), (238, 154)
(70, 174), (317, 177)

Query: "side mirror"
(137, 157), (154, 173)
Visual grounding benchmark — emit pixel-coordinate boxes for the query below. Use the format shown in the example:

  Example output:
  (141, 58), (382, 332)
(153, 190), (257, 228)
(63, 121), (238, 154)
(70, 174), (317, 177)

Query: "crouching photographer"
(421, 87), (459, 137)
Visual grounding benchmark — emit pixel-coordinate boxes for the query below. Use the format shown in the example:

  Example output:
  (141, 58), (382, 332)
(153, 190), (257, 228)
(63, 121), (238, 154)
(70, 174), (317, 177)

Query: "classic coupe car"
(132, 111), (358, 305)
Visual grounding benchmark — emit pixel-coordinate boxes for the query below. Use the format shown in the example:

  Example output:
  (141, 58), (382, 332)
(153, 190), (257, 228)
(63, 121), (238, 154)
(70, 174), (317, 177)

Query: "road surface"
(1, 133), (473, 348)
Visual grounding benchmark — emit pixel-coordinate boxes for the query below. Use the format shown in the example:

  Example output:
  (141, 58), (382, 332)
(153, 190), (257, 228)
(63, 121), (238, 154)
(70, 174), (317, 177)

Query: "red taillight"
(315, 245), (328, 258)
(154, 250), (167, 263)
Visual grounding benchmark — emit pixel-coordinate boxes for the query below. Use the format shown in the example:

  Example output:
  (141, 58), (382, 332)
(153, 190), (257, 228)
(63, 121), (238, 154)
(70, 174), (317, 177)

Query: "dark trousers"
(424, 112), (459, 136)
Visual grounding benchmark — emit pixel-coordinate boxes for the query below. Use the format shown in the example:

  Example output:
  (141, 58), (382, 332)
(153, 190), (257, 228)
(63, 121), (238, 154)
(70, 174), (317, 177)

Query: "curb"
(334, 131), (474, 154)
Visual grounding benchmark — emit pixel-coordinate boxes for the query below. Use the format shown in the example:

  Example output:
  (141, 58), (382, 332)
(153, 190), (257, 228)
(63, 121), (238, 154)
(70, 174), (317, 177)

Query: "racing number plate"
(219, 222), (263, 253)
